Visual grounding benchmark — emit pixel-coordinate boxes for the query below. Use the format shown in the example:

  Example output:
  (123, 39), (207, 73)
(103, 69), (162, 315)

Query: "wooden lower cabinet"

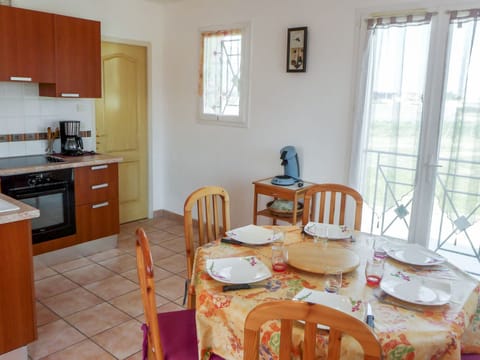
(0, 220), (36, 354)
(76, 197), (119, 243)
(74, 163), (120, 243)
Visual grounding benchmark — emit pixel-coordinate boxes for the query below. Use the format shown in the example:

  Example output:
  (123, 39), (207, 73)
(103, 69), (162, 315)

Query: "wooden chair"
(183, 185), (231, 308)
(244, 300), (382, 360)
(136, 228), (224, 360)
(136, 227), (199, 359)
(302, 183), (363, 231)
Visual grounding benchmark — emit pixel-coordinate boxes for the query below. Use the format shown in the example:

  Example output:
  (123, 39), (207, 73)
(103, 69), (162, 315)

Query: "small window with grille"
(198, 24), (250, 127)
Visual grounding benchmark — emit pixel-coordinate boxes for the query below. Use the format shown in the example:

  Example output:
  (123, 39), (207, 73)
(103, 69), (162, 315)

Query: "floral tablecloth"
(193, 226), (480, 360)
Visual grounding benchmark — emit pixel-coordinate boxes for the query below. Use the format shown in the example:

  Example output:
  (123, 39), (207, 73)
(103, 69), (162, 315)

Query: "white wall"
(6, 0), (456, 227)
(156, 0), (421, 227)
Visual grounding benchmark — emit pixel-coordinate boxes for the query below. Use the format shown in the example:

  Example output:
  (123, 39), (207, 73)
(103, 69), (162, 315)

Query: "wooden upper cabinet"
(0, 5), (55, 83)
(39, 14), (101, 98)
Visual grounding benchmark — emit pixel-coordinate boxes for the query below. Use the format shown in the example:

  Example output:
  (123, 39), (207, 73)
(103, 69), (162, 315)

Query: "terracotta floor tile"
(40, 339), (115, 360)
(149, 218), (180, 230)
(65, 302), (131, 337)
(122, 265), (173, 284)
(149, 245), (176, 262)
(33, 265), (57, 281)
(116, 236), (136, 253)
(154, 274), (186, 300)
(92, 319), (142, 359)
(36, 302), (60, 326)
(84, 274), (138, 300)
(28, 319), (85, 359)
(42, 287), (103, 317)
(99, 254), (137, 274)
(35, 274), (79, 300)
(109, 289), (170, 317)
(87, 248), (124, 263)
(145, 230), (179, 244)
(158, 236), (186, 252)
(165, 224), (184, 236)
(63, 263), (115, 286)
(118, 231), (135, 242)
(155, 253), (187, 273)
(50, 257), (94, 273)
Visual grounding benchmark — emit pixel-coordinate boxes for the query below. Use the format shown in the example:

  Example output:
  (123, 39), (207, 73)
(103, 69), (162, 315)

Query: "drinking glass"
(271, 244), (287, 272)
(373, 237), (388, 259)
(314, 225), (328, 246)
(365, 257), (385, 287)
(273, 229), (285, 243)
(324, 270), (342, 294)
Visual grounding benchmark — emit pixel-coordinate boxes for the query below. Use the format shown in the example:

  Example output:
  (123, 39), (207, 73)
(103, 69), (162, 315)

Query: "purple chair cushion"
(462, 355), (480, 360)
(142, 309), (224, 360)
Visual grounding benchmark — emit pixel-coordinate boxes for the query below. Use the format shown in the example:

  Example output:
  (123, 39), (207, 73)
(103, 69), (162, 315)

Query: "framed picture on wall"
(286, 27), (307, 73)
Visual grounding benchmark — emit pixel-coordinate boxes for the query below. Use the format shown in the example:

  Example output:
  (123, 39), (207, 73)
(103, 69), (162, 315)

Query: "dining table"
(191, 225), (480, 360)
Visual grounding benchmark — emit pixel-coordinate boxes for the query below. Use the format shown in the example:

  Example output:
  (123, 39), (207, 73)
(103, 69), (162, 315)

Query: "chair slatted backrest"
(183, 186), (231, 307)
(136, 228), (163, 360)
(302, 183), (363, 231)
(244, 300), (382, 360)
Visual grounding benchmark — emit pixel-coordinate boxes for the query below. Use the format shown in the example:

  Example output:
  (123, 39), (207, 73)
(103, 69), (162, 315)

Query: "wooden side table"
(252, 177), (316, 225)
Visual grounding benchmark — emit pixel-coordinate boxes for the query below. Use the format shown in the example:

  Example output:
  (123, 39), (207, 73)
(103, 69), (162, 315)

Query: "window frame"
(197, 22), (251, 128)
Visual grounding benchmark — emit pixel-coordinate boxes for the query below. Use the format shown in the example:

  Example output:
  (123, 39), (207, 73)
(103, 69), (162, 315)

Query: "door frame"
(99, 36), (153, 219)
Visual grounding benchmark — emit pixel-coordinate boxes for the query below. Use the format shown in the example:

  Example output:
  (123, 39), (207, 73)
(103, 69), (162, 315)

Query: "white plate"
(293, 288), (365, 323)
(303, 222), (353, 240)
(386, 245), (445, 266)
(226, 225), (276, 245)
(206, 257), (272, 284)
(380, 277), (451, 306)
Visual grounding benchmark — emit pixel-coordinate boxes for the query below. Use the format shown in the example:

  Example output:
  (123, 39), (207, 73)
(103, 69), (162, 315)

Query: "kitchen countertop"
(0, 153), (123, 176)
(0, 193), (39, 225)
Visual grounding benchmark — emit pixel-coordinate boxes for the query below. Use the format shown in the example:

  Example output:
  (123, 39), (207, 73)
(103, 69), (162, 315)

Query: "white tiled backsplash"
(0, 82), (96, 157)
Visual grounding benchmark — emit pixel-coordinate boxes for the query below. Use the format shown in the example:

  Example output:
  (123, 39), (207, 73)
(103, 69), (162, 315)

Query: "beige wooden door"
(95, 42), (148, 223)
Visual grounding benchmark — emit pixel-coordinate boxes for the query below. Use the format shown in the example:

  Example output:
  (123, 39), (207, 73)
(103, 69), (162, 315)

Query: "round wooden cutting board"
(287, 243), (360, 274)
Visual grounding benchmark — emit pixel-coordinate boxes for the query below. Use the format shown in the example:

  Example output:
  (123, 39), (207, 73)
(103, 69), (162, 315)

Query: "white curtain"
(350, 14), (433, 234)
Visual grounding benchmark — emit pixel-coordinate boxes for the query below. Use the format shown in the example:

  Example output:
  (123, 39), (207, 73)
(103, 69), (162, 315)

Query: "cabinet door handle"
(91, 164), (108, 171)
(10, 76), (32, 82)
(92, 202), (109, 209)
(61, 93), (80, 97)
(91, 183), (108, 190)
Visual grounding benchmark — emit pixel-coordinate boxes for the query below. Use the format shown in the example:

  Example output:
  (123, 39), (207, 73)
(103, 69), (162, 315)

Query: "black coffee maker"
(59, 121), (84, 155)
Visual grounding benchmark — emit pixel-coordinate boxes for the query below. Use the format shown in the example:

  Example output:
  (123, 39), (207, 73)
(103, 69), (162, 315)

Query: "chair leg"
(183, 279), (188, 306)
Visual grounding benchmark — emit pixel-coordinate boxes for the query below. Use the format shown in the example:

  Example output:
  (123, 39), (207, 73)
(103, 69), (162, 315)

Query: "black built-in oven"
(0, 168), (76, 244)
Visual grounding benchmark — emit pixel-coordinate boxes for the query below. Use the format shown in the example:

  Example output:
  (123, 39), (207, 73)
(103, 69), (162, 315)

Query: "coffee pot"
(59, 121), (84, 155)
(64, 136), (83, 152)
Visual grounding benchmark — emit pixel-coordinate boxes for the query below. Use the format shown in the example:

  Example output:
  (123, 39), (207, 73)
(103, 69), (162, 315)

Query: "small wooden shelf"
(252, 177), (316, 225)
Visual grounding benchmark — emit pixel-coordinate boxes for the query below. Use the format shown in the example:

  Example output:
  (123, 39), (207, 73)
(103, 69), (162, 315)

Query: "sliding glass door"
(430, 10), (480, 273)
(354, 9), (480, 276)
